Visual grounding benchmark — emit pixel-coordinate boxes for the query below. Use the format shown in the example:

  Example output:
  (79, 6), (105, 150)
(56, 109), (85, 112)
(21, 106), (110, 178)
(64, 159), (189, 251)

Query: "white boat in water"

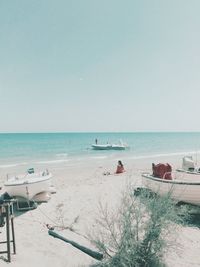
(91, 144), (113, 150)
(91, 140), (129, 150)
(4, 169), (52, 200)
(142, 172), (200, 206)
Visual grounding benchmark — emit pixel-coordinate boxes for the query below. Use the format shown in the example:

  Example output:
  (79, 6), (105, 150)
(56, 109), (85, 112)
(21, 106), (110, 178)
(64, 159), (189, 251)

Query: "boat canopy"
(182, 156), (195, 171)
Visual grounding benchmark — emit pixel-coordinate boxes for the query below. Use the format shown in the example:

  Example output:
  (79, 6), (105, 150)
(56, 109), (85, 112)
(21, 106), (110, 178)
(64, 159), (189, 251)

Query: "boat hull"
(176, 168), (200, 175)
(4, 173), (52, 200)
(91, 144), (112, 150)
(142, 173), (200, 206)
(91, 144), (126, 150)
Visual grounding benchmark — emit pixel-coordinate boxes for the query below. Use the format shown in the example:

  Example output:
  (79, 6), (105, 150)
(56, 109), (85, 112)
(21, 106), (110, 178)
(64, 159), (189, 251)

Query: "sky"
(0, 0), (200, 132)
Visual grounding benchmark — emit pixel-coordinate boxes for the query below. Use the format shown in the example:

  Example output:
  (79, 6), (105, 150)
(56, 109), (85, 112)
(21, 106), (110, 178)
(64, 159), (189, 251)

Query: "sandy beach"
(1, 155), (200, 267)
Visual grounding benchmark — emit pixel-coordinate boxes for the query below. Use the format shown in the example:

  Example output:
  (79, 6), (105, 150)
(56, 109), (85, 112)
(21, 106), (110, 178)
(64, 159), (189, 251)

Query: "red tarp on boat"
(152, 163), (172, 180)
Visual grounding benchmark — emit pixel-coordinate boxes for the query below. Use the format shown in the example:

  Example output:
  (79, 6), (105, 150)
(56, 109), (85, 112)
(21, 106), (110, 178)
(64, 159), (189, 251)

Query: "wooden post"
(5, 205), (11, 262)
(11, 216), (16, 254)
(0, 201), (16, 262)
(48, 230), (103, 260)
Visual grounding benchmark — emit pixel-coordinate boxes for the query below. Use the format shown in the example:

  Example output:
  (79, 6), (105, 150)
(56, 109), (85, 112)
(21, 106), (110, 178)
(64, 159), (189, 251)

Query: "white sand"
(0, 155), (200, 267)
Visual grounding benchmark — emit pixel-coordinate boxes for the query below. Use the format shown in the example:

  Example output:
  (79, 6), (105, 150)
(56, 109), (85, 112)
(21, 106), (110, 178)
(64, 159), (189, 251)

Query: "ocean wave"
(36, 159), (69, 164)
(0, 162), (28, 168)
(56, 153), (68, 157)
(90, 156), (108, 159)
(128, 150), (200, 160)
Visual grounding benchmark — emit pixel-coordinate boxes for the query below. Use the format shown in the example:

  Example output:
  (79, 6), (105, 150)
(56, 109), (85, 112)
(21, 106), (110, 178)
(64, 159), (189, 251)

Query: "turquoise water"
(1, 133), (200, 167)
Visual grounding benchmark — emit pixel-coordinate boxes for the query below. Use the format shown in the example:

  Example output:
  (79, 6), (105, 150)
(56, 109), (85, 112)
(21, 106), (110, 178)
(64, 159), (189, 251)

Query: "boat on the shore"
(4, 169), (52, 200)
(91, 140), (129, 150)
(142, 163), (200, 206)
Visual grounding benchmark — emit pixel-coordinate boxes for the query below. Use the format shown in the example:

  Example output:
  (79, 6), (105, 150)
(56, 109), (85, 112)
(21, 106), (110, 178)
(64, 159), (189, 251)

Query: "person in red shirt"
(116, 160), (125, 174)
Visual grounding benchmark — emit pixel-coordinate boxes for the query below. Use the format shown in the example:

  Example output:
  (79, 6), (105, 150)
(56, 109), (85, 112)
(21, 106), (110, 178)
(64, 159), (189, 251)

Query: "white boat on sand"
(4, 169), (52, 200)
(142, 172), (200, 206)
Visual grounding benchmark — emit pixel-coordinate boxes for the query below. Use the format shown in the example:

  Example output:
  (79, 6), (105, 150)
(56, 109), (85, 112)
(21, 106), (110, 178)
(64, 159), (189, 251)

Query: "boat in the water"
(4, 168), (52, 200)
(91, 144), (113, 150)
(91, 140), (129, 150)
(142, 163), (200, 206)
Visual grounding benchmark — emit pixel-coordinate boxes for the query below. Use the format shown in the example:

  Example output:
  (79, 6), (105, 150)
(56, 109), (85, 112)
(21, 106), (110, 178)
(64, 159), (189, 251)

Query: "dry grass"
(90, 186), (187, 267)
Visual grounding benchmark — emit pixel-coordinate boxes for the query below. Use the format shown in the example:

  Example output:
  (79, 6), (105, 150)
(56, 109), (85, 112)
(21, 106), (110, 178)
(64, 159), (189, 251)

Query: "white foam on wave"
(90, 156), (108, 159)
(56, 153), (68, 157)
(127, 150), (200, 160)
(36, 159), (69, 164)
(0, 162), (28, 168)
(0, 164), (19, 168)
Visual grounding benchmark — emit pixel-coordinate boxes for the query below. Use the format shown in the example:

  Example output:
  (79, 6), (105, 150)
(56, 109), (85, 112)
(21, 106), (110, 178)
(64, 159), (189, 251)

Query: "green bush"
(90, 187), (187, 267)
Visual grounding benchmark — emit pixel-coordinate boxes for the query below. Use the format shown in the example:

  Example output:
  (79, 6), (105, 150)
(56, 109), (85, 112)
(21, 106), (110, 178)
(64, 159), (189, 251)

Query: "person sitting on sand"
(103, 160), (125, 175)
(115, 160), (125, 174)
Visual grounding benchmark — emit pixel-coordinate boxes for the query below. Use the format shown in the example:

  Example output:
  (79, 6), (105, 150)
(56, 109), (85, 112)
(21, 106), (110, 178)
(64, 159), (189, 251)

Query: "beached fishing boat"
(4, 169), (52, 200)
(142, 163), (200, 206)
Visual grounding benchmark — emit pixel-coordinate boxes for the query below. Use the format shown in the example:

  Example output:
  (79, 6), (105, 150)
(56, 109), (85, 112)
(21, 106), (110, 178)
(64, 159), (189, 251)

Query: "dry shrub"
(90, 187), (187, 267)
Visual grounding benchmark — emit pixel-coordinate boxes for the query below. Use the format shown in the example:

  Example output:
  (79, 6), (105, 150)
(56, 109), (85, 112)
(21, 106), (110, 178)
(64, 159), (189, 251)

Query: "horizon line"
(0, 131), (200, 134)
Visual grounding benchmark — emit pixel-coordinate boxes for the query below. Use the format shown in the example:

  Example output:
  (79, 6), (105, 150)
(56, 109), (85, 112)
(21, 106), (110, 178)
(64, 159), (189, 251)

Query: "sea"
(0, 132), (200, 169)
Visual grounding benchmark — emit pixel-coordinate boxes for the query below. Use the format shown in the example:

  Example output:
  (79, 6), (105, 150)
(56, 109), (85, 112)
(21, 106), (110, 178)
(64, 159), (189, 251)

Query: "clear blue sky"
(0, 0), (200, 132)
